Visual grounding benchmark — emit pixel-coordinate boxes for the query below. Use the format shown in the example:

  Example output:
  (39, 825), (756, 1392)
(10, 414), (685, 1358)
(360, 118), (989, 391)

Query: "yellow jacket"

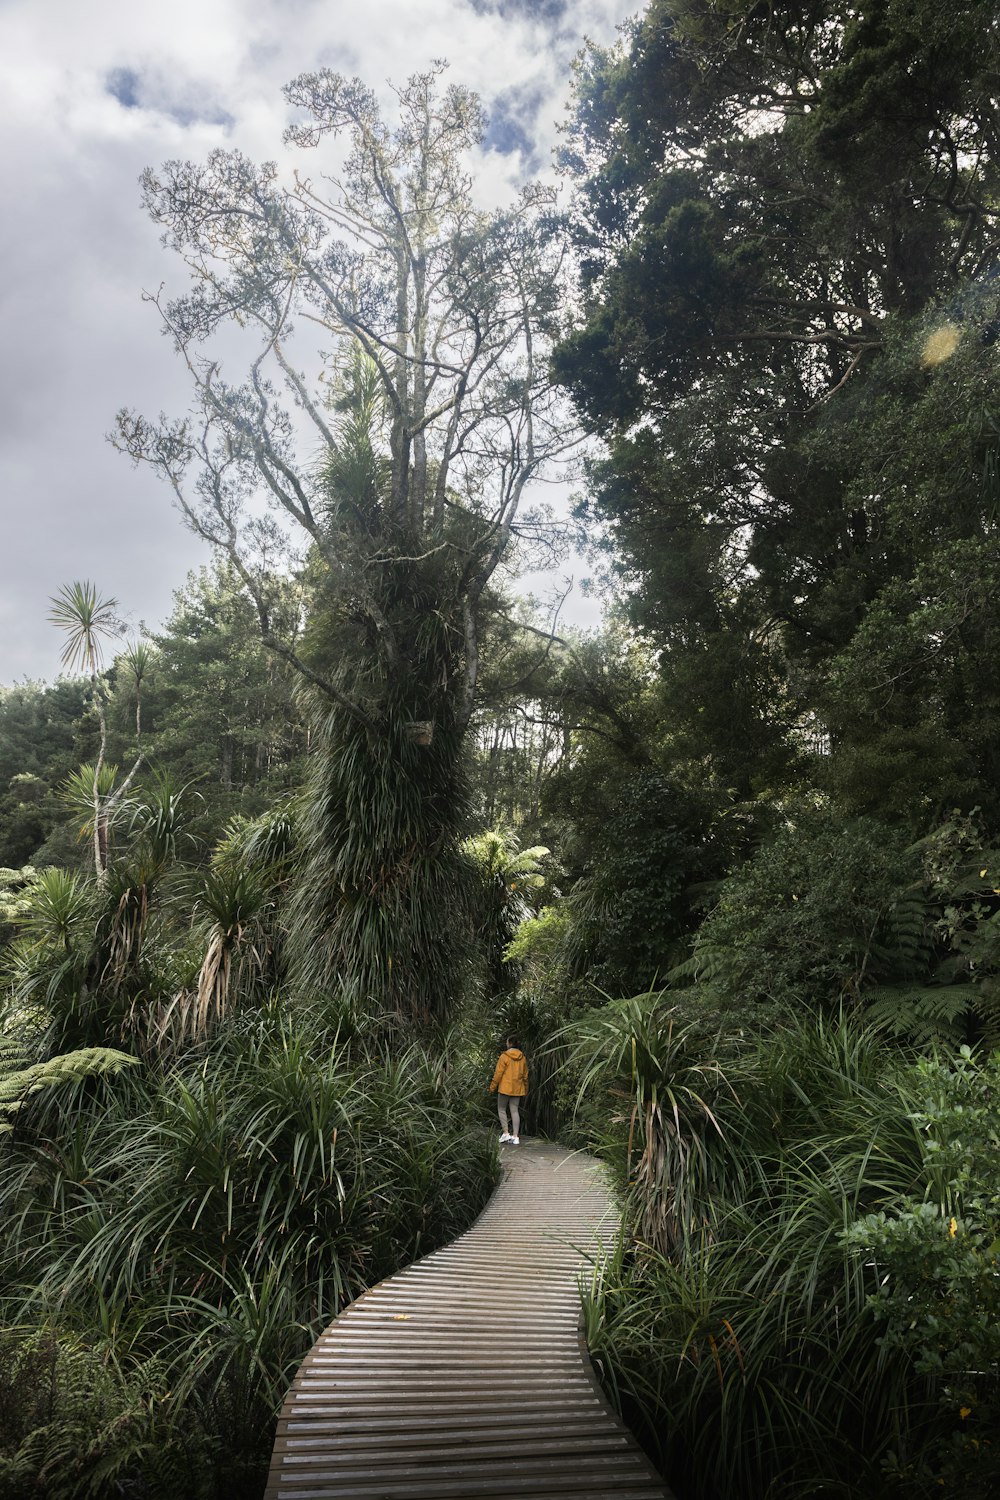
(489, 1048), (528, 1097)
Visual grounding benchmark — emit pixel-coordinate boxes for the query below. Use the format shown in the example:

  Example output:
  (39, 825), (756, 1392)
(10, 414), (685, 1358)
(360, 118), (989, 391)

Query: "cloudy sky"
(0, 0), (634, 686)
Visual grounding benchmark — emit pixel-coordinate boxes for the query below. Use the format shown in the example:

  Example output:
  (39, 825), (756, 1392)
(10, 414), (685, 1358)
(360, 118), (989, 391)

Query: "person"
(488, 1034), (528, 1145)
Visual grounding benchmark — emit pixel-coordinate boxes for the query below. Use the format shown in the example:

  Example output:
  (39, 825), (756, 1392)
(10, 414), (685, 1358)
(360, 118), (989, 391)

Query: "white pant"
(497, 1093), (520, 1137)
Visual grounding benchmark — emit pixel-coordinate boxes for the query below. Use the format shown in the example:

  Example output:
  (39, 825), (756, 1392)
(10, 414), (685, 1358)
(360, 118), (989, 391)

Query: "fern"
(0, 1030), (24, 1083)
(667, 944), (729, 985)
(0, 1327), (201, 1500)
(0, 1004), (46, 1084)
(0, 1047), (139, 1135)
(870, 888), (933, 979)
(862, 983), (975, 1047)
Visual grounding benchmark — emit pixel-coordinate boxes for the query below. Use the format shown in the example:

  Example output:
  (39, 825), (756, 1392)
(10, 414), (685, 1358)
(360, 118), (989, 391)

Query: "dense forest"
(3, 2), (1000, 1495)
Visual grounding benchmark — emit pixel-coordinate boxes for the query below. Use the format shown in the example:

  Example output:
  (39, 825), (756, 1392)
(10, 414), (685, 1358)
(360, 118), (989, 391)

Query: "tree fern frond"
(667, 944), (728, 985)
(862, 983), (973, 1047)
(0, 1047), (139, 1134)
(0, 1004), (47, 1083)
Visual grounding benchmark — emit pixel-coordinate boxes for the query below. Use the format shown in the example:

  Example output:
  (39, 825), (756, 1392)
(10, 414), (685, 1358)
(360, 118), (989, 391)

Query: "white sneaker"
(511, 1136), (520, 1145)
(499, 1132), (510, 1142)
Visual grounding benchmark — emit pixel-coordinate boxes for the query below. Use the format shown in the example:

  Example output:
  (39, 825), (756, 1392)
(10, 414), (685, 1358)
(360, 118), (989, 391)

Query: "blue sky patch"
(470, 0), (567, 19)
(106, 67), (142, 110)
(484, 100), (533, 158)
(105, 66), (233, 129)
(484, 82), (547, 165)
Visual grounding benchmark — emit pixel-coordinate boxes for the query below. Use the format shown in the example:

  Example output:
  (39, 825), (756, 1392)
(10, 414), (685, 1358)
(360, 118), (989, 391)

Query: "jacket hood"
(504, 1048), (525, 1060)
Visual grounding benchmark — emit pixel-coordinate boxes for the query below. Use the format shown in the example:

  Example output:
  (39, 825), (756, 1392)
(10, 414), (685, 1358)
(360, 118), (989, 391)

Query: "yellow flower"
(949, 1217), (958, 1238)
(960, 1407), (972, 1420)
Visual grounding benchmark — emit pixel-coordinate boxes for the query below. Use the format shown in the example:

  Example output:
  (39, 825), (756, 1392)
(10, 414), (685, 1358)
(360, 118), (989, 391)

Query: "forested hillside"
(2, 4), (1000, 1496)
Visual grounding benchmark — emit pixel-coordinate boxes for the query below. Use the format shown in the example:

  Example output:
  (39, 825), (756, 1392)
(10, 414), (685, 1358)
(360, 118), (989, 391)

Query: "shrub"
(578, 1010), (1000, 1498)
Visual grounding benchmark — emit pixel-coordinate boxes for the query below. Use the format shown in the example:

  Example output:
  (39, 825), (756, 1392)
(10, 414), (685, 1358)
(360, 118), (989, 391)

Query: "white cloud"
(0, 0), (634, 682)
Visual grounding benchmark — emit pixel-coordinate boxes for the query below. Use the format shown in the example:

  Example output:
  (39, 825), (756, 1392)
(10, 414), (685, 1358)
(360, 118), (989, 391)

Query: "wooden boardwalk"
(264, 1140), (672, 1500)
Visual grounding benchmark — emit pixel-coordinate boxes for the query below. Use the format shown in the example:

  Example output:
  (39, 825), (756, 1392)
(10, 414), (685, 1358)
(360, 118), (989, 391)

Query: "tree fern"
(667, 944), (729, 985)
(862, 983), (974, 1047)
(0, 1048), (139, 1135)
(0, 1004), (46, 1085)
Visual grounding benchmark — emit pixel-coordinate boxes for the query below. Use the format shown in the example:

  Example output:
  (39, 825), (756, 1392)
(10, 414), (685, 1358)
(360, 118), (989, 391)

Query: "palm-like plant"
(187, 866), (272, 1039)
(463, 825), (549, 1000)
(127, 769), (200, 868)
(2, 870), (99, 1034)
(564, 988), (732, 1252)
(48, 583), (146, 884)
(61, 762), (130, 871)
(13, 868), (95, 954)
(47, 581), (119, 678)
(213, 802), (298, 880)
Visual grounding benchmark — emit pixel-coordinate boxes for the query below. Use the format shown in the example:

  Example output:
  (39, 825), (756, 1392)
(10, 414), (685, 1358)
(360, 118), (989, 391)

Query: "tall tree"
(0, 680), (91, 868)
(115, 67), (572, 1019)
(135, 562), (307, 840)
(555, 0), (1000, 817)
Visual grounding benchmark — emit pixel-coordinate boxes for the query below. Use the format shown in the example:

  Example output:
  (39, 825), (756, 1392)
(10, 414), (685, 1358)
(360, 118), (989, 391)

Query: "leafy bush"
(845, 1048), (1000, 1492)
(682, 811), (928, 1019)
(546, 758), (718, 996)
(0, 1327), (213, 1500)
(578, 1007), (1000, 1498)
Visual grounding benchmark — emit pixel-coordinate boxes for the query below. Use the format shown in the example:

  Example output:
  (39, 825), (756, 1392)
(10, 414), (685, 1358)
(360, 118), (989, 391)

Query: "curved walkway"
(264, 1140), (672, 1500)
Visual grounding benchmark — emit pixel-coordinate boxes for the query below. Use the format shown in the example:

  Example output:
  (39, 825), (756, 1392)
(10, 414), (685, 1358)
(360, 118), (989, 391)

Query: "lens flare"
(920, 322), (961, 367)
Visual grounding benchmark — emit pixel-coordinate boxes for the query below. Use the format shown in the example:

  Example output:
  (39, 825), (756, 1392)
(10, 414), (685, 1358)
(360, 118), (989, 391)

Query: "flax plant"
(564, 988), (734, 1251)
(0, 1000), (496, 1497)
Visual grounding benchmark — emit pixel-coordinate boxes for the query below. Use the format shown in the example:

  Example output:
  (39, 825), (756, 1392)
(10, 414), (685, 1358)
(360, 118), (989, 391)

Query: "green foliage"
(288, 686), (478, 1024)
(580, 1012), (1000, 1498)
(471, 695), (569, 831)
(564, 988), (730, 1251)
(3, 776), (204, 1054)
(682, 810), (930, 1019)
(134, 563), (308, 842)
(463, 826), (549, 1001)
(556, 0), (1000, 822)
(276, 346), (498, 1023)
(127, 770), (202, 868)
(211, 801), (298, 880)
(504, 903), (575, 993)
(0, 1006), (46, 1105)
(546, 736), (722, 995)
(0, 870), (41, 950)
(844, 1049), (1000, 1491)
(7, 866), (96, 959)
(185, 864), (276, 1039)
(0, 1002), (497, 1497)
(0, 1328), (208, 1500)
(863, 983), (975, 1048)
(0, 1048), (139, 1136)
(59, 762), (126, 848)
(0, 682), (93, 868)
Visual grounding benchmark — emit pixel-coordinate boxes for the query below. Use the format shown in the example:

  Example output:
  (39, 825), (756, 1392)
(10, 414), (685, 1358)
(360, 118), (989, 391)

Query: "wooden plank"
(263, 1142), (672, 1500)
